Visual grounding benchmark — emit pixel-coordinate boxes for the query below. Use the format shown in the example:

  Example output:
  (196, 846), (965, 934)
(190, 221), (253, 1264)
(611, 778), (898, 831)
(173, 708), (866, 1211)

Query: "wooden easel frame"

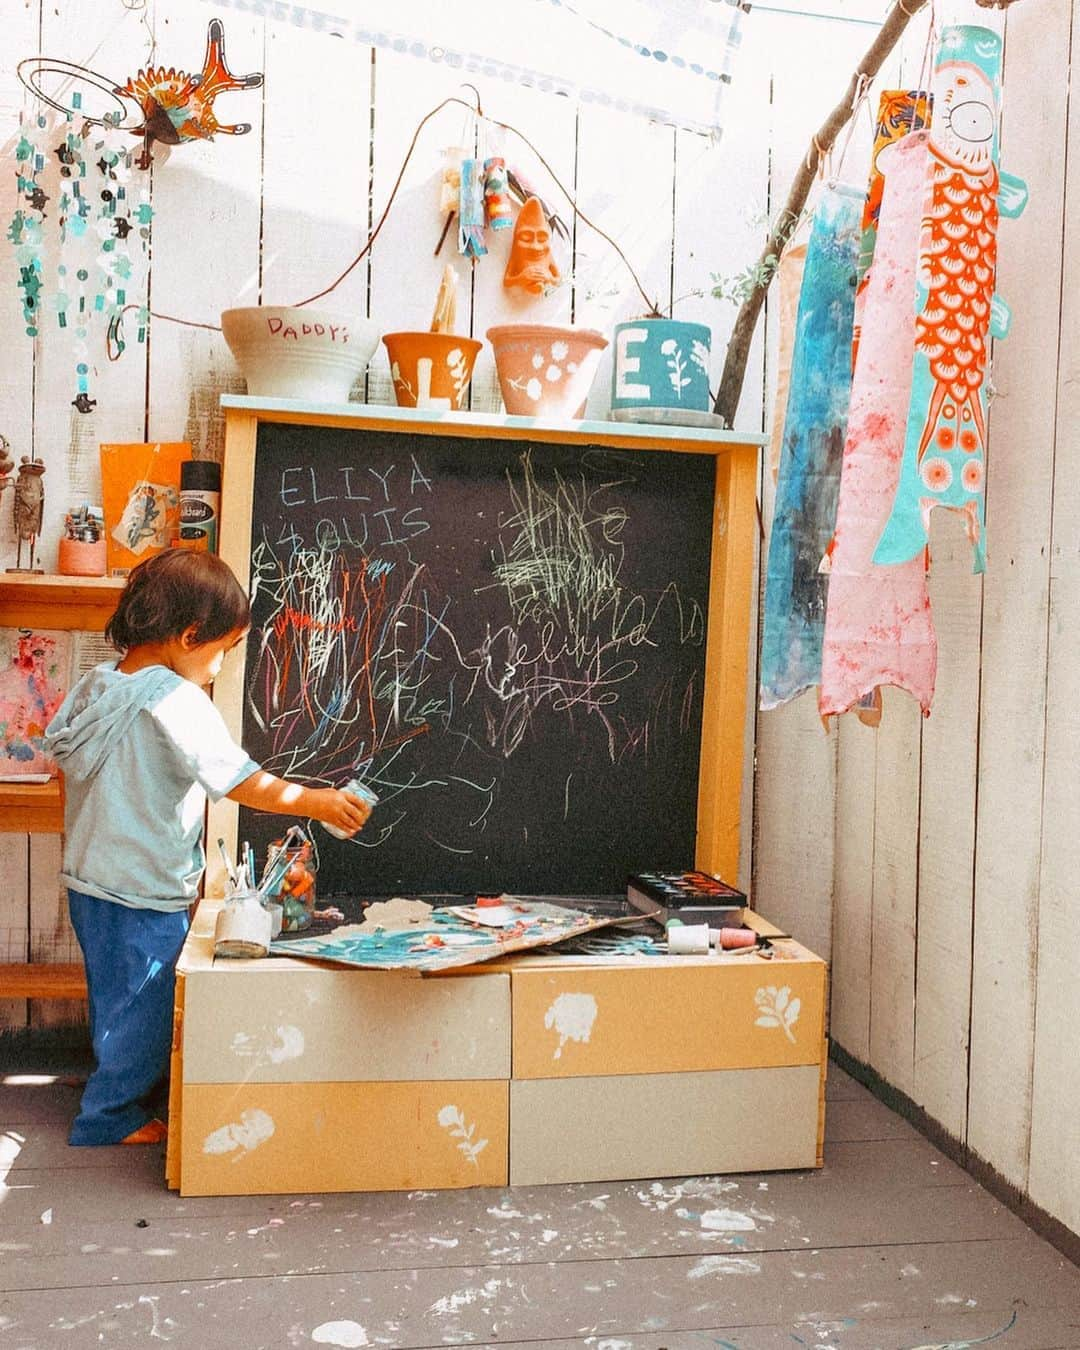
(207, 398), (763, 896)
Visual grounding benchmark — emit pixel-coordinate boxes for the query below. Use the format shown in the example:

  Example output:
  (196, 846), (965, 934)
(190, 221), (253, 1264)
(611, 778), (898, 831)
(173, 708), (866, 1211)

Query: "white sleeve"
(149, 681), (261, 801)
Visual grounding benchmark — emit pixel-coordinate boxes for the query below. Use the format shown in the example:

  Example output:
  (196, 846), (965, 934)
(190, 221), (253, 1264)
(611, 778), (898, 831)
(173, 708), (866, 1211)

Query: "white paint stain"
(231, 1024), (305, 1066)
(202, 1108), (275, 1159)
(429, 1236), (459, 1248)
(40, 1208), (52, 1224)
(311, 1321), (370, 1348)
(544, 992), (598, 1059)
(429, 1278), (501, 1315)
(699, 1207), (758, 1232)
(687, 1255), (762, 1279)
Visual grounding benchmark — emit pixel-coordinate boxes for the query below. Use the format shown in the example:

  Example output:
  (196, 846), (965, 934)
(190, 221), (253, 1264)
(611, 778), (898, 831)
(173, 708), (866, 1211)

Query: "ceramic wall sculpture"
(760, 184), (861, 710)
(503, 197), (561, 295)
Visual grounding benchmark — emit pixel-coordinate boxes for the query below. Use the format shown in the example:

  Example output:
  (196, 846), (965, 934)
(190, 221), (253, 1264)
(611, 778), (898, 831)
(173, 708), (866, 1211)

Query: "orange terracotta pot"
(57, 537), (106, 577)
(486, 325), (607, 419)
(382, 332), (483, 410)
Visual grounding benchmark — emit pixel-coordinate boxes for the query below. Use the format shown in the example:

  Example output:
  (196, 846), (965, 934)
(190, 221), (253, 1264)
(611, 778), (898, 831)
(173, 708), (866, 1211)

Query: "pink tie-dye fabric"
(819, 131), (937, 718)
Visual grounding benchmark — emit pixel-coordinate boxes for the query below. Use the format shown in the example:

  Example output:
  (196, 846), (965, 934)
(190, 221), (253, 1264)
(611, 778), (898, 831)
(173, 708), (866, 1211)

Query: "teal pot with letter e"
(611, 319), (712, 414)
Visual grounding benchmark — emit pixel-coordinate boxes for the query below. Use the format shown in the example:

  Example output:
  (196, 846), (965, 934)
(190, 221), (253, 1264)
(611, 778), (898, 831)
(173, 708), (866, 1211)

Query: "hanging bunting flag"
(760, 184), (862, 712)
(851, 88), (932, 372)
(458, 157), (488, 259)
(873, 26), (1028, 574)
(819, 131), (938, 719)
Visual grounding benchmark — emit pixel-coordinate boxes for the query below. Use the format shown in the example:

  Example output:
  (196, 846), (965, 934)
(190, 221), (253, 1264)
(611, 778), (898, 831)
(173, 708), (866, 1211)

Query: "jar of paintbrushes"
(260, 828), (317, 932)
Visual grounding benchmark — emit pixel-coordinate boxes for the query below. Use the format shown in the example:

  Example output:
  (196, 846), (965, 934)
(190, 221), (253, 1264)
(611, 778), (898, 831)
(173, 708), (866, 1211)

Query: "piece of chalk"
(719, 926), (757, 950)
(666, 922), (711, 955)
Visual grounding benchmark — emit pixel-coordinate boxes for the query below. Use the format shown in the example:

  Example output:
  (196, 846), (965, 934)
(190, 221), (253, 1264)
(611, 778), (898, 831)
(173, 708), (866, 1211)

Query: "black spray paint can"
(179, 460), (222, 553)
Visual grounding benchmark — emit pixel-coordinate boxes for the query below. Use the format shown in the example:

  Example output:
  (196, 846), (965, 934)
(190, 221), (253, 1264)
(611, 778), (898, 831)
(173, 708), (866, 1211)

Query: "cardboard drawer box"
(180, 1079), (508, 1195)
(509, 1064), (822, 1186)
(509, 948), (826, 1079)
(182, 964), (510, 1084)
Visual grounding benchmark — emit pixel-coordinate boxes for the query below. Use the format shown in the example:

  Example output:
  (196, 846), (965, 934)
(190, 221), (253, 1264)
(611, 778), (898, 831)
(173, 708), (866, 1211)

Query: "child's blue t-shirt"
(44, 662), (259, 912)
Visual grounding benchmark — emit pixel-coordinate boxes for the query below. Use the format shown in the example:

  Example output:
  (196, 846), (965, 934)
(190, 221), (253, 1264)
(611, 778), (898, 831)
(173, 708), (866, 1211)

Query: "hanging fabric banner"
(873, 25), (1028, 574)
(819, 131), (937, 719)
(851, 88), (932, 372)
(760, 183), (861, 711)
(205, 0), (746, 138)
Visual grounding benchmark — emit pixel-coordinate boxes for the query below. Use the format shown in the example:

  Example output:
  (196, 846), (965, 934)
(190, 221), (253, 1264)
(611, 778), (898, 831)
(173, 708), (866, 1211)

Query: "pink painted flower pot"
(486, 324), (607, 418)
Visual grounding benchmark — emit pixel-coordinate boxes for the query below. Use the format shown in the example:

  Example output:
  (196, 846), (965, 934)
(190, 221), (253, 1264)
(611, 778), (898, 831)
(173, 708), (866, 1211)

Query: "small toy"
(483, 156), (513, 231)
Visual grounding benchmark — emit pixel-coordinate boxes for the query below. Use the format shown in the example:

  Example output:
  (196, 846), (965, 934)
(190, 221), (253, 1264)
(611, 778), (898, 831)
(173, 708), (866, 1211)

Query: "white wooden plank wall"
(821, 0), (1080, 1245)
(3, 0), (1079, 1250)
(0, 0), (847, 1030)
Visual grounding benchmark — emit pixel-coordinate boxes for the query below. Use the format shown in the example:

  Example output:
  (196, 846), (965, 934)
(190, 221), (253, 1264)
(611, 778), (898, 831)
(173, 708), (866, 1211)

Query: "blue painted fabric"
(760, 184), (862, 709)
(67, 889), (189, 1145)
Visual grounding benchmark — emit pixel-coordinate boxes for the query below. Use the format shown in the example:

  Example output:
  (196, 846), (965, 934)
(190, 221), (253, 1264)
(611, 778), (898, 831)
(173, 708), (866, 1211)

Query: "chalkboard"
(238, 421), (716, 897)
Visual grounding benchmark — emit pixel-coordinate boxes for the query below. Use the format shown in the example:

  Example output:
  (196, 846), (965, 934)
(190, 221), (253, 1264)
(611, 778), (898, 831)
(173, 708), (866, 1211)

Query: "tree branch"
(713, 0), (929, 426)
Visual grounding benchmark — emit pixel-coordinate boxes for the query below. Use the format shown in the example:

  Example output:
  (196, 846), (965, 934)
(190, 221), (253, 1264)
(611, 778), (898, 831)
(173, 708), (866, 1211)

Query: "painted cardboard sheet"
(268, 898), (624, 973)
(0, 629), (71, 775)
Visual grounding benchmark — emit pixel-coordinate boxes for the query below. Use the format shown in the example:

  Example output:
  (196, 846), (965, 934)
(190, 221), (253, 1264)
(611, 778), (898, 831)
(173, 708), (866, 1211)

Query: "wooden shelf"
(0, 962), (86, 1000)
(0, 573), (125, 631)
(0, 777), (63, 832)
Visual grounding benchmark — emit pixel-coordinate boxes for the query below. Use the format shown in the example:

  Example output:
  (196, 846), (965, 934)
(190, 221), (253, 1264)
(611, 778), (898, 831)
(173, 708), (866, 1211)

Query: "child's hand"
(308, 787), (372, 838)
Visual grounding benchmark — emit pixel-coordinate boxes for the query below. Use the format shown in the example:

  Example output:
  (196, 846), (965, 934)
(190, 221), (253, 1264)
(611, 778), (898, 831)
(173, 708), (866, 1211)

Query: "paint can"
(178, 460), (221, 553)
(665, 920), (711, 955)
(322, 778), (379, 839)
(213, 890), (272, 958)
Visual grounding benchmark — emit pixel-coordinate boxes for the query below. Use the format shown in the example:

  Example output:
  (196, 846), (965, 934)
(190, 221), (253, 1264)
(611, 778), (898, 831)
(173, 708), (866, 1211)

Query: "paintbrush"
(217, 837), (240, 892)
(257, 824), (305, 898)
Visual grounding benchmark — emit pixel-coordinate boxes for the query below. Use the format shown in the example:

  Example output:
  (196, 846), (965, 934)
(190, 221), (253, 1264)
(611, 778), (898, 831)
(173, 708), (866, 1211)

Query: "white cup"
(214, 890), (273, 959)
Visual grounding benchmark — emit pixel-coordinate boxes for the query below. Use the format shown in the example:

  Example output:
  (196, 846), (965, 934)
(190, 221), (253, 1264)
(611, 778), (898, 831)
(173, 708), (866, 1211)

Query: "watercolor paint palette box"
(168, 901), (826, 1196)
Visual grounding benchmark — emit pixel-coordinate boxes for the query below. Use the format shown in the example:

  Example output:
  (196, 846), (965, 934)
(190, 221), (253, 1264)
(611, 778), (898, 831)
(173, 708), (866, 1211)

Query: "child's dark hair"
(105, 550), (251, 652)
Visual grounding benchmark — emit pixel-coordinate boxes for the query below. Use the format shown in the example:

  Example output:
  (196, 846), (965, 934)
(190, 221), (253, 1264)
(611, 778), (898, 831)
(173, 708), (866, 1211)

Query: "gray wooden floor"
(2, 1061), (1079, 1349)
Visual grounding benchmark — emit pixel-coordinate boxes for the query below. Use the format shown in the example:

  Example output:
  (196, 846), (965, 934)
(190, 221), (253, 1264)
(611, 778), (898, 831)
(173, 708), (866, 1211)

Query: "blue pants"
(67, 890), (189, 1146)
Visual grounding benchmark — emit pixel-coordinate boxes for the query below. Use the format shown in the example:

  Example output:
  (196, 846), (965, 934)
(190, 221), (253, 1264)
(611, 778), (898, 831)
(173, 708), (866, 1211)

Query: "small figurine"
(504, 196), (561, 296)
(10, 455), (46, 573)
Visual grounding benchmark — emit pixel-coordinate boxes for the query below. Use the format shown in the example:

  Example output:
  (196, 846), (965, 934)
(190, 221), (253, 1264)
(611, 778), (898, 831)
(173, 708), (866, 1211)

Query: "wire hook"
(460, 82), (483, 116)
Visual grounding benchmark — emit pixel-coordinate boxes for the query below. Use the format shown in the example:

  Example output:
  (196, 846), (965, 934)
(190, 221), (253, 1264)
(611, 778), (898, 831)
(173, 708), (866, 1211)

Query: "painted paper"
(0, 629), (71, 775)
(100, 441), (189, 577)
(819, 132), (937, 718)
(269, 899), (623, 973)
(767, 236), (808, 485)
(874, 27), (1027, 573)
(760, 184), (861, 710)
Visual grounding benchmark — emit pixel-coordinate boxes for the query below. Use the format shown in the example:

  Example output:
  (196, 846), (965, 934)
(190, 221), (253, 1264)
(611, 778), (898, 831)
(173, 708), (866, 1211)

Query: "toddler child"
(45, 549), (371, 1146)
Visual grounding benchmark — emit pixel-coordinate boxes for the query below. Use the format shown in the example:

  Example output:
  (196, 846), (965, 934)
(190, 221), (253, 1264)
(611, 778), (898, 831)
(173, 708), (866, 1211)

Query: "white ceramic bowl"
(220, 306), (380, 403)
